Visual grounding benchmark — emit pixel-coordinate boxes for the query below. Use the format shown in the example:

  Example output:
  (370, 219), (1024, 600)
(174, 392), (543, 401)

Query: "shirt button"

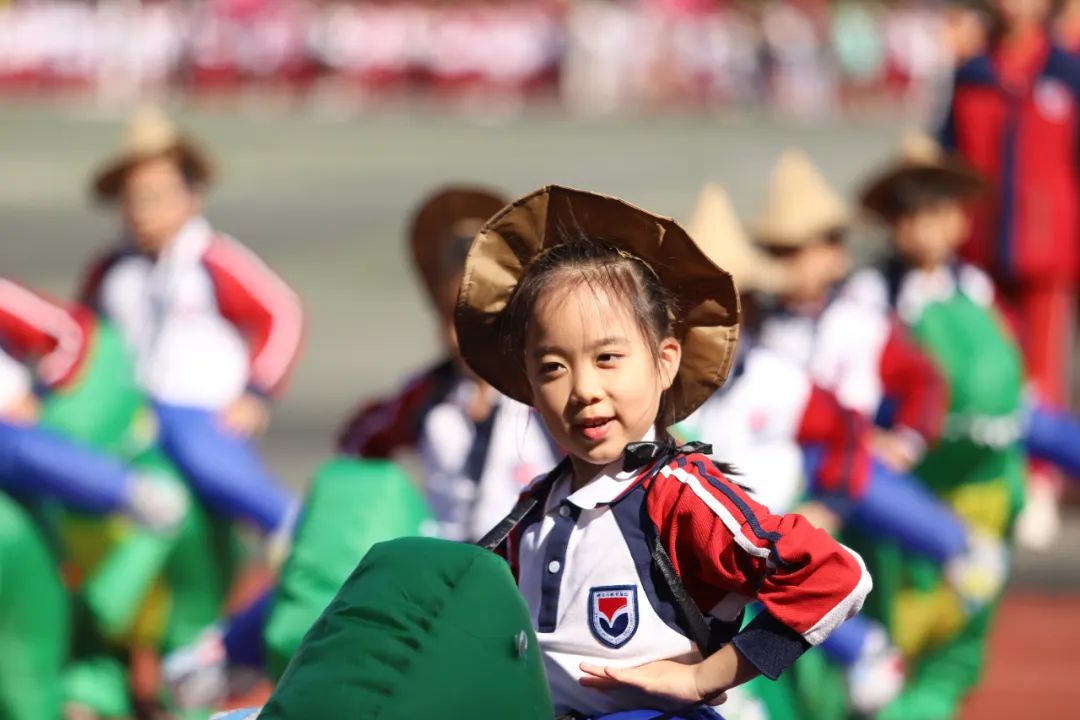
(547, 560), (561, 574)
(558, 506), (570, 518)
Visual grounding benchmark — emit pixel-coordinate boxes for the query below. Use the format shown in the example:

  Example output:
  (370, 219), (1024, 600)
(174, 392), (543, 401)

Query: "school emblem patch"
(1035, 79), (1073, 123)
(588, 585), (639, 649)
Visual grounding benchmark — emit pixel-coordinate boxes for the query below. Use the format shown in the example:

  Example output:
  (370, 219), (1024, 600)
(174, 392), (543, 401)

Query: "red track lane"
(962, 592), (1080, 718)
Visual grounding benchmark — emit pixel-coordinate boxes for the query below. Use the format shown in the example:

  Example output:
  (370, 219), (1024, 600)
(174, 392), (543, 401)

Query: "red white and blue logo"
(588, 585), (639, 649)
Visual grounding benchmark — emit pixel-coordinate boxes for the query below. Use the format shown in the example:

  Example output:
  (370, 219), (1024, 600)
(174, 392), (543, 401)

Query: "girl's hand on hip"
(578, 659), (726, 706)
(1, 392), (40, 426)
(219, 393), (269, 437)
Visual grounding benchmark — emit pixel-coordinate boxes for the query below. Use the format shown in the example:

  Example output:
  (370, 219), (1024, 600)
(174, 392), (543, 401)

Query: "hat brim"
(455, 185), (740, 424)
(860, 162), (986, 222)
(92, 139), (213, 202)
(409, 186), (508, 301)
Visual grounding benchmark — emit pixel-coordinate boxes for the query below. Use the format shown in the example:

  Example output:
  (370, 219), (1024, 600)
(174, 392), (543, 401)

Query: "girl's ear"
(657, 337), (682, 392)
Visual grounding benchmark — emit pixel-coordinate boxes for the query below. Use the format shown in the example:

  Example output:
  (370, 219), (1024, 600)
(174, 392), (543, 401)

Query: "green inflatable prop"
(40, 320), (148, 456)
(264, 457), (435, 678)
(261, 537), (553, 720)
(0, 492), (68, 720)
(37, 319), (243, 716)
(855, 282), (1026, 720)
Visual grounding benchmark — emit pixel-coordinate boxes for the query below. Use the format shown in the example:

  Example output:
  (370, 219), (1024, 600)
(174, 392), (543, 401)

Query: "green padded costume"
(0, 491), (69, 720)
(262, 537), (553, 720)
(39, 320), (242, 716)
(862, 268), (1025, 720)
(263, 457), (435, 678)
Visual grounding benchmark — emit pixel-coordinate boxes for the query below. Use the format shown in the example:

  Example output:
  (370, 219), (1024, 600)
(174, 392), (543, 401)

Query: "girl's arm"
(202, 238), (304, 401)
(796, 383), (873, 499)
(0, 278), (92, 390)
(581, 642), (757, 704)
(876, 321), (949, 464)
(582, 454), (871, 702)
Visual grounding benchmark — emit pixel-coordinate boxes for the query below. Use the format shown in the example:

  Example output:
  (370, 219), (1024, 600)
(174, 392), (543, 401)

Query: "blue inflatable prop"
(1026, 403), (1080, 477)
(0, 418), (130, 512)
(804, 446), (968, 562)
(155, 403), (295, 534)
(818, 613), (877, 667)
(223, 589), (273, 669)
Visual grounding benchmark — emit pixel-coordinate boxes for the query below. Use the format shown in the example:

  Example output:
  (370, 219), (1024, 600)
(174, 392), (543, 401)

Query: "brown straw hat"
(91, 105), (213, 202)
(859, 131), (987, 222)
(455, 185), (740, 424)
(688, 183), (793, 294)
(409, 185), (508, 303)
(752, 148), (850, 247)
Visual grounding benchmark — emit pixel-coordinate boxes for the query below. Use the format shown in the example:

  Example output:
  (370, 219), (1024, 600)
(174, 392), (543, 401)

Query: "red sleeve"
(647, 454), (871, 676)
(77, 248), (126, 311)
(878, 322), (948, 447)
(796, 384), (873, 499)
(0, 279), (93, 389)
(336, 371), (437, 458)
(203, 237), (304, 398)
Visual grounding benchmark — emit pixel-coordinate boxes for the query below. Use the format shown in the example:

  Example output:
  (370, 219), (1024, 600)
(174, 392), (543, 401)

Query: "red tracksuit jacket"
(0, 278), (93, 391)
(942, 33), (1080, 284)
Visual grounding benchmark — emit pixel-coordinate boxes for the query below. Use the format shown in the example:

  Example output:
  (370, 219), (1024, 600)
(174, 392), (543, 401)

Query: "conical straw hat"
(859, 130), (986, 221)
(752, 148), (850, 247)
(91, 105), (213, 202)
(688, 183), (792, 294)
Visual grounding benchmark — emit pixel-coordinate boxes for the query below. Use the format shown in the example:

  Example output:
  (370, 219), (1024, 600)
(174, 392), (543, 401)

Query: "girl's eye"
(597, 353), (621, 365)
(539, 361), (564, 376)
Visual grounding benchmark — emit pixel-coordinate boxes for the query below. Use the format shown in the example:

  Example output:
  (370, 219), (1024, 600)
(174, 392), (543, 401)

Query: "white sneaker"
(847, 628), (905, 715)
(210, 709), (262, 720)
(127, 471), (189, 533)
(945, 528), (1009, 614)
(163, 626), (227, 710)
(1015, 481), (1063, 552)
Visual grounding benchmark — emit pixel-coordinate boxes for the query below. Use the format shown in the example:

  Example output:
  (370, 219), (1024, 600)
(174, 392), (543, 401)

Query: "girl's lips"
(578, 418), (613, 442)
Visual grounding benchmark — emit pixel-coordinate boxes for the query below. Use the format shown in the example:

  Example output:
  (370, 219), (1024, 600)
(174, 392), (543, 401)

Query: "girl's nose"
(570, 367), (603, 406)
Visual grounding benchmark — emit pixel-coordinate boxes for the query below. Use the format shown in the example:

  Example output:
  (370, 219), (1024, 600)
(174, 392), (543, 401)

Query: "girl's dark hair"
(986, 0), (1064, 46)
(879, 171), (975, 222)
(502, 231), (681, 430)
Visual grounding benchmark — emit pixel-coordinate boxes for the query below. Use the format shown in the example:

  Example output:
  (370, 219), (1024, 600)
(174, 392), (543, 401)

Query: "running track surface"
(962, 592), (1080, 718)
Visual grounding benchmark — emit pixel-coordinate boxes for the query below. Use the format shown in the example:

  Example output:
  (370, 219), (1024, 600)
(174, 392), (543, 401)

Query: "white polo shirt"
(506, 437), (872, 716)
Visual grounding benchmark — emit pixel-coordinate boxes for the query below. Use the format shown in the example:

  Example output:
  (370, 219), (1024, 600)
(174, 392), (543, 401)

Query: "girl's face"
(993, 0), (1052, 27)
(524, 281), (681, 480)
(777, 241), (851, 306)
(894, 202), (970, 271)
(121, 157), (201, 256)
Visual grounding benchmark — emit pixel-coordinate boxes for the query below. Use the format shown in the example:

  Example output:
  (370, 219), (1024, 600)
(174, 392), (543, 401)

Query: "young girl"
(455, 186), (872, 717)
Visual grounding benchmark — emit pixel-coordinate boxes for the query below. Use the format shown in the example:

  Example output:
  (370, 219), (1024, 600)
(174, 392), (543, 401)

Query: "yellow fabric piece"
(892, 584), (967, 660)
(63, 516), (128, 575)
(943, 478), (1012, 537)
(62, 516), (170, 645)
(129, 581), (171, 646)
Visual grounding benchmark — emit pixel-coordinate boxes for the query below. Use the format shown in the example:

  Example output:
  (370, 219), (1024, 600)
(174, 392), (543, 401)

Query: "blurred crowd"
(7, 0), (1080, 114)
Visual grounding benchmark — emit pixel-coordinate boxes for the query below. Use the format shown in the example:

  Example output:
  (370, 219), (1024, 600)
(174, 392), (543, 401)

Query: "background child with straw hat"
(80, 105), (302, 545)
(848, 131), (1027, 720)
(335, 184), (558, 543)
(752, 148), (948, 477)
